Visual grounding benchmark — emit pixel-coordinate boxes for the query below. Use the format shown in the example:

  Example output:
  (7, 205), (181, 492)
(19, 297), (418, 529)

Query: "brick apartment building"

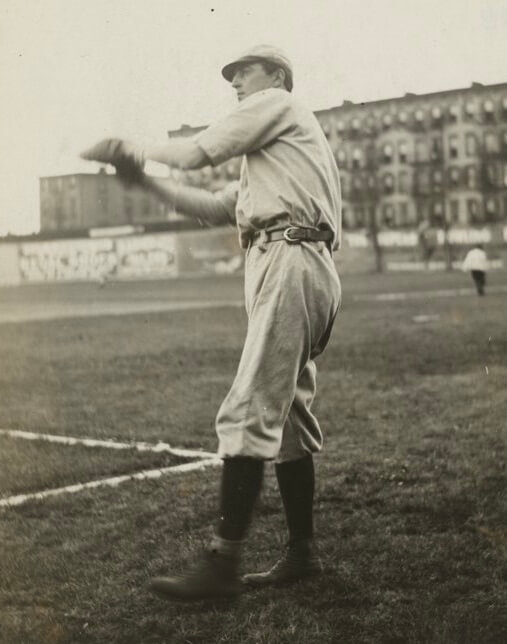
(39, 169), (179, 232)
(41, 81), (507, 233)
(316, 81), (507, 230)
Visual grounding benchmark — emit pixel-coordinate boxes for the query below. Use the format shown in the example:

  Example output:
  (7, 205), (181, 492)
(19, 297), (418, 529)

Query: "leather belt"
(249, 226), (334, 246)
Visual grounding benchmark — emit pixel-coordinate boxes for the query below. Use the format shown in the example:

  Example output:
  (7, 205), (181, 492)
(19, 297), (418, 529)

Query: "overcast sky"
(1, 0), (506, 235)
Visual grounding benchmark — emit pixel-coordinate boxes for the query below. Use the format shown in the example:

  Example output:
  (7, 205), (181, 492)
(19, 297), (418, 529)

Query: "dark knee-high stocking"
(275, 454), (315, 544)
(217, 456), (264, 543)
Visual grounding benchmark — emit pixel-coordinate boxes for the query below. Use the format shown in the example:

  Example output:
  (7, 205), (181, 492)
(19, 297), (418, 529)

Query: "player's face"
(231, 63), (279, 101)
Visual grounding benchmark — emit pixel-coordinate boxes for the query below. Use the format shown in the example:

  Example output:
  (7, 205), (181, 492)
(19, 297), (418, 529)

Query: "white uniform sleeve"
(194, 89), (294, 166)
(175, 181), (238, 226)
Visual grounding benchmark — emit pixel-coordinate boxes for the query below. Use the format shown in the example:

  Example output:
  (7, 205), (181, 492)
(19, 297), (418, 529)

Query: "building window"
(351, 118), (361, 131)
(415, 140), (428, 162)
(398, 111), (407, 125)
(484, 100), (494, 120)
(366, 174), (376, 192)
(449, 105), (460, 121)
(485, 163), (499, 188)
(432, 170), (443, 193)
(449, 166), (461, 188)
(398, 141), (408, 163)
(382, 174), (394, 194)
(352, 148), (363, 169)
(383, 114), (392, 128)
(431, 106), (442, 121)
(415, 109), (424, 123)
(431, 137), (442, 160)
(503, 163), (507, 188)
(382, 144), (393, 163)
(465, 133), (478, 156)
(465, 102), (476, 118)
(484, 132), (500, 154)
(485, 197), (498, 221)
(448, 134), (459, 159)
(335, 149), (347, 166)
(432, 202), (444, 225)
(352, 176), (363, 193)
(335, 120), (344, 133)
(467, 199), (481, 223)
(450, 200), (459, 223)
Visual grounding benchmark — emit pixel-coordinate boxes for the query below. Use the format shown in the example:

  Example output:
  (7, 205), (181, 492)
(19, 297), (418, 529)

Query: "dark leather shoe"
(149, 549), (242, 601)
(242, 540), (322, 588)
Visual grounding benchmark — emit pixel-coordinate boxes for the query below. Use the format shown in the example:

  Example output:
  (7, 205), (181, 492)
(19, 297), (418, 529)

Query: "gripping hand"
(80, 138), (145, 189)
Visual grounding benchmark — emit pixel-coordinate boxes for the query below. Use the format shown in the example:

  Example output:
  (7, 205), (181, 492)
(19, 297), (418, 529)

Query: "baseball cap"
(221, 45), (293, 92)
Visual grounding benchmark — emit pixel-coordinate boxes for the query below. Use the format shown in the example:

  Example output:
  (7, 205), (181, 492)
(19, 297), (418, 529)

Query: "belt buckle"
(283, 226), (301, 244)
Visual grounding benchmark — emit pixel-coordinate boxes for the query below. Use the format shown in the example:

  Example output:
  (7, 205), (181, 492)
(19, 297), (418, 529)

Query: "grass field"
(0, 271), (506, 643)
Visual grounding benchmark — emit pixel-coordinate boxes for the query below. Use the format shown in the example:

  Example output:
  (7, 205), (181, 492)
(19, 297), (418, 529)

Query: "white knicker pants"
(216, 240), (341, 463)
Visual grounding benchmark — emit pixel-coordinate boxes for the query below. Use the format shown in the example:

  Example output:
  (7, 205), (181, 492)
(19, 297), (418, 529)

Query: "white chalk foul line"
(353, 284), (507, 302)
(0, 429), (216, 459)
(0, 457), (221, 508)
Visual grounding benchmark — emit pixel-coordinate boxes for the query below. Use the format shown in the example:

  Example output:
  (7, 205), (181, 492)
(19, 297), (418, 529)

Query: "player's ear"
(272, 67), (286, 90)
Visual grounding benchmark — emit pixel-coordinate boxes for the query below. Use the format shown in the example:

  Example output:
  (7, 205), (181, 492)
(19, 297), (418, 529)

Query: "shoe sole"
(241, 567), (322, 589)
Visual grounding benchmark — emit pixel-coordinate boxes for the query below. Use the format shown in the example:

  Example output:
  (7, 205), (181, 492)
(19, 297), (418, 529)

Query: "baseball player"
(462, 243), (488, 295)
(81, 44), (342, 601)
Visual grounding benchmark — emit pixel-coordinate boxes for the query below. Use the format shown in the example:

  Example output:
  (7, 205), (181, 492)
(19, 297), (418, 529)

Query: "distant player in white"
(462, 244), (488, 296)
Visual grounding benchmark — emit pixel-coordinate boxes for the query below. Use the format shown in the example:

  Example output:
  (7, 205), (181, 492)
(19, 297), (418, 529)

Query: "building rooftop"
(167, 81), (507, 136)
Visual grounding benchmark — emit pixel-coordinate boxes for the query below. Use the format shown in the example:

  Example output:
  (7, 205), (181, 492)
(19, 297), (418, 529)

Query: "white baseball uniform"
(195, 88), (342, 462)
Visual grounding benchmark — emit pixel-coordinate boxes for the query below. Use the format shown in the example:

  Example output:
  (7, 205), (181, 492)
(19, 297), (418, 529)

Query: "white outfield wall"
(0, 243), (21, 286)
(0, 228), (235, 286)
(0, 225), (505, 286)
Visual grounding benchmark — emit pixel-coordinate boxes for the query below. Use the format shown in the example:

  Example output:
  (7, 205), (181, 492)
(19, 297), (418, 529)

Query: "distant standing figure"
(462, 244), (488, 295)
(417, 220), (437, 267)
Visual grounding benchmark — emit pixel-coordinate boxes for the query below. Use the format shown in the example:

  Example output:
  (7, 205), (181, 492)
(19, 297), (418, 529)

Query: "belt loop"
(257, 229), (268, 252)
